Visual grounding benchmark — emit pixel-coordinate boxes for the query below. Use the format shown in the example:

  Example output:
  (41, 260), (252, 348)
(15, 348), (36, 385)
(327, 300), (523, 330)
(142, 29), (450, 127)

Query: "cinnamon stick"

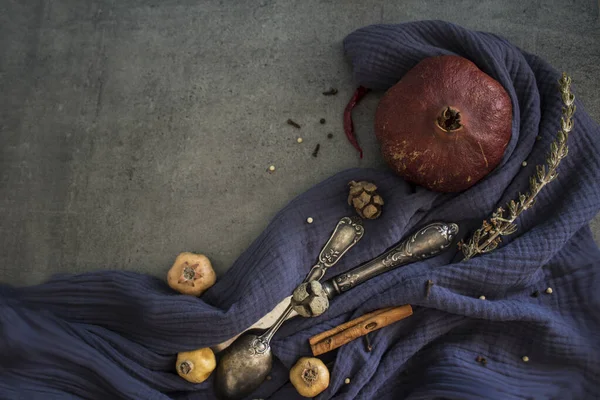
(309, 307), (394, 346)
(309, 305), (413, 356)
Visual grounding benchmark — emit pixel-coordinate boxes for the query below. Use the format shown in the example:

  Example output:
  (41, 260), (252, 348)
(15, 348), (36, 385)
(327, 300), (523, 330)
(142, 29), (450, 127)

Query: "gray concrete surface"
(1, 0), (599, 286)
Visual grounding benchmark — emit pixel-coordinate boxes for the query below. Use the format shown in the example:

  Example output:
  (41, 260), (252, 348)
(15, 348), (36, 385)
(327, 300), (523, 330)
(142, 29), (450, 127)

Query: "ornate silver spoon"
(215, 216), (364, 399)
(215, 221), (458, 399)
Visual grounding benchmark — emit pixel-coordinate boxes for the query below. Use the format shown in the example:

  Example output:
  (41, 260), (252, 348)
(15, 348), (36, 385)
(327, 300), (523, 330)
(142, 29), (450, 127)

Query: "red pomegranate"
(374, 55), (512, 192)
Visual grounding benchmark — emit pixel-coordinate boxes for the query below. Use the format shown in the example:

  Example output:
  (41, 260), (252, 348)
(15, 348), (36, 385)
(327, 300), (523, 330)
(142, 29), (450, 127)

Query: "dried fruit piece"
(290, 357), (330, 397)
(167, 252), (216, 296)
(347, 180), (384, 219)
(176, 347), (216, 383)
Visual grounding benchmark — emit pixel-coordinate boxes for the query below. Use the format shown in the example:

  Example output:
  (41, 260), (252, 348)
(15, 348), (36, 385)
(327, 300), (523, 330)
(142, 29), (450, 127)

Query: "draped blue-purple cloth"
(2, 20), (600, 400)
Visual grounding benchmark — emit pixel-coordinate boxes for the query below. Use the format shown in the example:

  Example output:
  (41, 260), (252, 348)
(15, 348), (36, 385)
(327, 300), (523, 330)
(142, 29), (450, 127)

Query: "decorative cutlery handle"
(322, 222), (459, 297)
(259, 217), (365, 344)
(305, 216), (364, 282)
(319, 217), (365, 267)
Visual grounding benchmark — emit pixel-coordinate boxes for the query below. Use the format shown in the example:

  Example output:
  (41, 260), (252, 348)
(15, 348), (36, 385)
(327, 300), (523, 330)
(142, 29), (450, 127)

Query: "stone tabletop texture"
(1, 0), (599, 286)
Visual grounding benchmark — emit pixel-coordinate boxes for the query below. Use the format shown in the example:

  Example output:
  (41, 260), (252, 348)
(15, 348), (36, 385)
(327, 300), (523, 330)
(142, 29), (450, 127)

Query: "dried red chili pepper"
(343, 86), (370, 159)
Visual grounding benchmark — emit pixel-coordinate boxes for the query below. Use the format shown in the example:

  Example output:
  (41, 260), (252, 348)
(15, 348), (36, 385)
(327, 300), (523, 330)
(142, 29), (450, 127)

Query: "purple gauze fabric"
(1, 20), (600, 400)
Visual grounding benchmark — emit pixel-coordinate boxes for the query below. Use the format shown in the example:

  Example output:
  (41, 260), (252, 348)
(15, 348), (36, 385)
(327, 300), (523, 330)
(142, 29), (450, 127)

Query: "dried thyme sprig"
(459, 73), (576, 260)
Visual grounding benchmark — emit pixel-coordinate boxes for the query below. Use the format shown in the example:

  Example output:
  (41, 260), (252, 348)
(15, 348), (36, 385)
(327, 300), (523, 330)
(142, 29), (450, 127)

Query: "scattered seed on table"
(320, 118), (326, 124)
(522, 356), (530, 362)
(312, 143), (321, 158)
(545, 287), (553, 294)
(268, 165), (275, 172)
(327, 133), (333, 139)
(306, 217), (314, 224)
(297, 137), (303, 143)
(287, 119), (301, 129)
(522, 161), (528, 167)
(322, 88), (338, 96)
(344, 378), (351, 384)
(479, 295), (486, 300)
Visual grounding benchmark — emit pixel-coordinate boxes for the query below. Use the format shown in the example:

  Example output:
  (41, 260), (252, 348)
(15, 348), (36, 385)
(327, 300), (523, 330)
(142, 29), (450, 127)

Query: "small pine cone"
(347, 181), (384, 219)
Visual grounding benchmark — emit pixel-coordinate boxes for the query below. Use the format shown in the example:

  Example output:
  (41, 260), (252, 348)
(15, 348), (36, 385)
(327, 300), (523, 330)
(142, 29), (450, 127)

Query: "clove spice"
(425, 280), (434, 297)
(322, 88), (338, 96)
(287, 119), (301, 129)
(312, 144), (321, 158)
(364, 333), (372, 352)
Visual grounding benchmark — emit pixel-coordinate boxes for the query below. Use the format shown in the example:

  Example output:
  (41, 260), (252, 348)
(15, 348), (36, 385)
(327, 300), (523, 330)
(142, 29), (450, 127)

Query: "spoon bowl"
(215, 332), (272, 400)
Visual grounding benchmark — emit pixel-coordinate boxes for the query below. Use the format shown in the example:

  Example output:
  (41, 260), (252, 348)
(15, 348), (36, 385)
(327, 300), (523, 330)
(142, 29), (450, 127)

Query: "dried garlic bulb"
(291, 281), (329, 318)
(176, 347), (216, 383)
(290, 357), (330, 397)
(167, 252), (216, 296)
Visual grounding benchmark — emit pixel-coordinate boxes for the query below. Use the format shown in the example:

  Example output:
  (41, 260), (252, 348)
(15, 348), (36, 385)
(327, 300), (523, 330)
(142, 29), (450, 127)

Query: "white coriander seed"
(479, 295), (486, 300)
(522, 161), (528, 167)
(522, 356), (530, 362)
(297, 137), (303, 143)
(306, 217), (314, 224)
(344, 378), (351, 384)
(545, 287), (553, 294)
(268, 165), (275, 172)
